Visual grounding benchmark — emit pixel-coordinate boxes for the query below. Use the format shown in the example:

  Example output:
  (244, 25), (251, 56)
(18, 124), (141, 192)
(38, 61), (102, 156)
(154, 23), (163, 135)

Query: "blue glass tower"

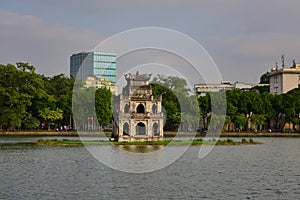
(70, 51), (117, 84)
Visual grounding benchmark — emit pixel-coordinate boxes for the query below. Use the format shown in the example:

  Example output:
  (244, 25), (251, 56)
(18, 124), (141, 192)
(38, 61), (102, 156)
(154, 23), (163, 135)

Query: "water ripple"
(0, 137), (300, 199)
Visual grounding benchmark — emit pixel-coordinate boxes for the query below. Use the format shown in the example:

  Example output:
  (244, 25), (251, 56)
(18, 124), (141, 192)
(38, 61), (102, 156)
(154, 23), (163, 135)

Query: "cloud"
(206, 32), (300, 83)
(0, 9), (104, 76)
(209, 33), (300, 58)
(11, 0), (244, 15)
(2, 0), (300, 83)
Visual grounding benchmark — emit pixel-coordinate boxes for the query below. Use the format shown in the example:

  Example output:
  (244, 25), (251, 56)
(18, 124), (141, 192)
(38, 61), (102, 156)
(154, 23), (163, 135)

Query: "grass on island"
(35, 139), (104, 146)
(29, 138), (262, 146)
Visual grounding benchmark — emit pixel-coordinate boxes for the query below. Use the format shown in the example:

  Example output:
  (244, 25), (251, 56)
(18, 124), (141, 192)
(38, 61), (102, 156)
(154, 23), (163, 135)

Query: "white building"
(194, 81), (267, 96)
(268, 63), (300, 94)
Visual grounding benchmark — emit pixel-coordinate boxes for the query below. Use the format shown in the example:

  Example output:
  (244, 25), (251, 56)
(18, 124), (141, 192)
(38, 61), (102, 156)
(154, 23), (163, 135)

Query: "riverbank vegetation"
(152, 75), (300, 133)
(0, 63), (111, 132)
(1, 63), (300, 133)
(203, 86), (300, 133)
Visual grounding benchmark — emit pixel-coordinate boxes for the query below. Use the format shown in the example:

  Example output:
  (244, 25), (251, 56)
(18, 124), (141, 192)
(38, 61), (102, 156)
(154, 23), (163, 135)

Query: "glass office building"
(70, 52), (117, 84)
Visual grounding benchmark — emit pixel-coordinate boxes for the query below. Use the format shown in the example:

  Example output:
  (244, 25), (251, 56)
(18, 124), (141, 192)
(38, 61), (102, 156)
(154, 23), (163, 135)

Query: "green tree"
(151, 82), (181, 130)
(281, 89), (300, 131)
(95, 88), (112, 128)
(233, 114), (248, 131)
(252, 85), (269, 93)
(43, 74), (74, 127)
(198, 94), (211, 130)
(38, 107), (63, 130)
(72, 87), (96, 130)
(224, 90), (240, 130)
(23, 113), (40, 129)
(259, 72), (269, 84)
(0, 63), (49, 131)
(251, 114), (266, 131)
(225, 89), (269, 131)
(152, 75), (200, 131)
(152, 75), (190, 92)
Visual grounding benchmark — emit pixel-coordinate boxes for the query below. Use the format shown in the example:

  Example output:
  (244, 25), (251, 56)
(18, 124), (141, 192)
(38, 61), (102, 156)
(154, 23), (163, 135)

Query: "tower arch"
(123, 122), (130, 135)
(136, 103), (145, 113)
(136, 122), (146, 135)
(153, 122), (159, 136)
(124, 104), (129, 113)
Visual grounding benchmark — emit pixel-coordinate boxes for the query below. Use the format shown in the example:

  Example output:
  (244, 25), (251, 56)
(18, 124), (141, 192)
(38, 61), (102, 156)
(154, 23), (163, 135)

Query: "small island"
(26, 138), (262, 146)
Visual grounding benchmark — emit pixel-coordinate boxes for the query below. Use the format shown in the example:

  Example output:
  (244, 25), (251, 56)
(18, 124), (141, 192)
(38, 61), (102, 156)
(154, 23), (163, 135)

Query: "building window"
(153, 122), (159, 136)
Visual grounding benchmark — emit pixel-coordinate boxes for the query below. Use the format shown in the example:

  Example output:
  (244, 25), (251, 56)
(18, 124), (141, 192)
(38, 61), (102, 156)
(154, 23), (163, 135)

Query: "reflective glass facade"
(70, 52), (117, 84)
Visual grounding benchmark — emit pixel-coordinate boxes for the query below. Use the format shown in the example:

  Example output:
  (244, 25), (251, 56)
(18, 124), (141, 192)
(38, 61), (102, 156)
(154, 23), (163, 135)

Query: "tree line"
(0, 63), (111, 131)
(2, 63), (300, 132)
(199, 87), (300, 132)
(152, 75), (300, 133)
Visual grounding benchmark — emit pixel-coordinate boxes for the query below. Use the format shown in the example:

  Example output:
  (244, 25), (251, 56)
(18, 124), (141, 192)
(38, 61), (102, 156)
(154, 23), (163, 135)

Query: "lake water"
(0, 137), (299, 199)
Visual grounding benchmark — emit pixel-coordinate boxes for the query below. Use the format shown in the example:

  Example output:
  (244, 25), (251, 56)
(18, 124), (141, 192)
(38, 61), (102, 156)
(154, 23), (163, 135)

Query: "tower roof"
(124, 71), (152, 81)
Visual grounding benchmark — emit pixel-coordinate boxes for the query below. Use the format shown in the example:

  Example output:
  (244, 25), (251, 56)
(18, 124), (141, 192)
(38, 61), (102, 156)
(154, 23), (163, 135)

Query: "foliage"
(95, 88), (112, 127)
(151, 82), (181, 130)
(0, 63), (50, 131)
(151, 75), (200, 131)
(2, 62), (300, 133)
(38, 108), (63, 129)
(152, 75), (190, 92)
(72, 87), (96, 130)
(44, 74), (74, 125)
(252, 85), (269, 94)
(33, 138), (261, 146)
(232, 113), (248, 130)
(217, 87), (300, 132)
(259, 72), (270, 84)
(0, 63), (75, 131)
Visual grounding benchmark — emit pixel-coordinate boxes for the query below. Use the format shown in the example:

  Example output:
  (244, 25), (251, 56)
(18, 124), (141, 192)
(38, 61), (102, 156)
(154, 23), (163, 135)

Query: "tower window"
(137, 104), (145, 113)
(152, 104), (158, 113)
(124, 104), (129, 113)
(123, 122), (130, 135)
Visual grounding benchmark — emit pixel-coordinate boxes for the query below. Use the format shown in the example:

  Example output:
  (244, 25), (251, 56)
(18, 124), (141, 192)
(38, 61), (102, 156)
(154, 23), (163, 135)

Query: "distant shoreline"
(1, 131), (300, 137)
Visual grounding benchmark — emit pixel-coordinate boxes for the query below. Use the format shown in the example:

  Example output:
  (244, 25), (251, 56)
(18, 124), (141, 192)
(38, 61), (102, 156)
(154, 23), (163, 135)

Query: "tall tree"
(151, 82), (181, 130)
(38, 107), (63, 130)
(95, 88), (112, 128)
(44, 74), (74, 126)
(152, 75), (190, 93)
(0, 63), (49, 131)
(152, 75), (199, 131)
(72, 87), (96, 130)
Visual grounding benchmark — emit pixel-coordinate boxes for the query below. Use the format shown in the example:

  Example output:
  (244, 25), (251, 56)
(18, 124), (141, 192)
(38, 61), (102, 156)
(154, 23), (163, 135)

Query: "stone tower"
(112, 71), (164, 142)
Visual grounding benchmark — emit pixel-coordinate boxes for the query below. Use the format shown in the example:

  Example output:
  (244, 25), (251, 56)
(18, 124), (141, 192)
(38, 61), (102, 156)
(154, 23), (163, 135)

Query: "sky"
(1, 0), (300, 84)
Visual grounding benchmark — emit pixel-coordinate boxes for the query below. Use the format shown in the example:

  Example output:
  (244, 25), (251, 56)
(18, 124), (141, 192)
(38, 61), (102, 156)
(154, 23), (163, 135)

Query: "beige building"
(268, 63), (300, 94)
(112, 72), (164, 142)
(84, 76), (117, 94)
(194, 81), (268, 96)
